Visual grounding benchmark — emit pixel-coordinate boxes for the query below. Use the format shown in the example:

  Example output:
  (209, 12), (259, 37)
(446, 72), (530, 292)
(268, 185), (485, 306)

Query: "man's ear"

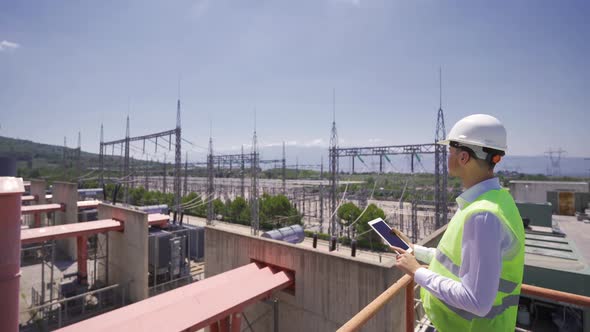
(460, 151), (470, 165)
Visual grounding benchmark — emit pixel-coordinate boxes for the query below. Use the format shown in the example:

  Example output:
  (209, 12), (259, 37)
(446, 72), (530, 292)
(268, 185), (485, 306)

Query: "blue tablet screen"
(371, 220), (410, 250)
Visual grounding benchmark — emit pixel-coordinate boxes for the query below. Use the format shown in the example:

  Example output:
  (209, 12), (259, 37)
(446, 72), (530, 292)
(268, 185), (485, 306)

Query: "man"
(393, 114), (525, 332)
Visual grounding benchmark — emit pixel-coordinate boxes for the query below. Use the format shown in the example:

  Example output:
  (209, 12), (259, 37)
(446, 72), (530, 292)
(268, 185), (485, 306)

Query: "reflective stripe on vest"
(435, 250), (519, 294)
(445, 294), (520, 321)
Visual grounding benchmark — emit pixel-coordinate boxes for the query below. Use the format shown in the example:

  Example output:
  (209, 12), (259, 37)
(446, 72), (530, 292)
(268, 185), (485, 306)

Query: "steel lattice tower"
(99, 124), (104, 187)
(282, 141), (286, 194)
(173, 99), (182, 222)
(183, 152), (188, 196)
(329, 89), (338, 237)
(320, 156), (324, 233)
(251, 114), (260, 235)
(240, 145), (245, 198)
(207, 131), (214, 225)
(124, 116), (130, 205)
(434, 68), (448, 229)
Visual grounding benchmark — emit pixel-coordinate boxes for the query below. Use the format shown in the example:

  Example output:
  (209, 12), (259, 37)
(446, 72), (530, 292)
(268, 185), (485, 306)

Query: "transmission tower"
(99, 124), (104, 187)
(207, 128), (214, 225)
(240, 145), (245, 198)
(183, 152), (188, 196)
(329, 88), (339, 237)
(319, 156), (324, 233)
(434, 68), (449, 229)
(173, 97), (182, 222)
(251, 113), (260, 235)
(124, 116), (130, 205)
(282, 141), (286, 194)
(545, 148), (567, 176)
(76, 131), (81, 181)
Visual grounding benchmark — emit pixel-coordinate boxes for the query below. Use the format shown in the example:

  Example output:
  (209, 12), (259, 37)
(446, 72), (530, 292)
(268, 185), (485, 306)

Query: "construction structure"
(99, 99), (182, 220)
(327, 80), (450, 243)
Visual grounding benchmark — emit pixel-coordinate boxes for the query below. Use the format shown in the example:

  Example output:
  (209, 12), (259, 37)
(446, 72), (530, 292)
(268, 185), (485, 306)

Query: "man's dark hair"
(450, 141), (502, 171)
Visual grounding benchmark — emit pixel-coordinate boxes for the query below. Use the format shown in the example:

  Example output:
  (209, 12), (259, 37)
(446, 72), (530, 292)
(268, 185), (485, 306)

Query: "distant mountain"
(1, 136), (588, 177)
(235, 145), (590, 177)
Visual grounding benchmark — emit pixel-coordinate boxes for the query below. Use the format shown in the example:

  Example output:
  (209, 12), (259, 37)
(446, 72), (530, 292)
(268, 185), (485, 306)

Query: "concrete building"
(509, 180), (589, 204)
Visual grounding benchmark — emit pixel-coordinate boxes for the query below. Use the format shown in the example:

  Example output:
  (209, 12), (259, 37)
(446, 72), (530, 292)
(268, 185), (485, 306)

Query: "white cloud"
(304, 138), (326, 147)
(190, 0), (209, 18)
(0, 40), (20, 52)
(332, 0), (360, 6)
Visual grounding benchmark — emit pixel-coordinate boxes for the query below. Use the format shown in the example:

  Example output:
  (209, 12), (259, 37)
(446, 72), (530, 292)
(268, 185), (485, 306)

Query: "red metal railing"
(338, 273), (590, 332)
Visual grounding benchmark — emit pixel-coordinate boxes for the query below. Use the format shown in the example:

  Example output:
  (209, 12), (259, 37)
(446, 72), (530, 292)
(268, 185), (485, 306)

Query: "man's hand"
(391, 246), (421, 278)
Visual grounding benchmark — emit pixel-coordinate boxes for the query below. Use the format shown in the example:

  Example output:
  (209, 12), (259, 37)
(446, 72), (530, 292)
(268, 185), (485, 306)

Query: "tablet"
(368, 218), (413, 254)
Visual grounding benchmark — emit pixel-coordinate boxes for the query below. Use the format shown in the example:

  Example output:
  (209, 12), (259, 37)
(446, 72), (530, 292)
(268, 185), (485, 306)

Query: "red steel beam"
(21, 219), (124, 245)
(77, 236), (88, 285)
(21, 203), (63, 215)
(21, 200), (101, 215)
(22, 195), (36, 202)
(56, 262), (294, 332)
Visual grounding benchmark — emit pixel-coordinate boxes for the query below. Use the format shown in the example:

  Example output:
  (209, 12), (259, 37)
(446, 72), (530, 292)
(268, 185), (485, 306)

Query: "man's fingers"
(390, 246), (406, 254)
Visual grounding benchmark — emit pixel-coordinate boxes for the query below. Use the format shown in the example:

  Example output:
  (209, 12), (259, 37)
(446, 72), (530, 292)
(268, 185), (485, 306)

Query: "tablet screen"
(371, 220), (410, 250)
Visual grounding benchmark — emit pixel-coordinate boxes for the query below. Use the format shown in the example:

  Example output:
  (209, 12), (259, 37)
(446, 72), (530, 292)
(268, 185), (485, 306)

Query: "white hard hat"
(437, 114), (507, 152)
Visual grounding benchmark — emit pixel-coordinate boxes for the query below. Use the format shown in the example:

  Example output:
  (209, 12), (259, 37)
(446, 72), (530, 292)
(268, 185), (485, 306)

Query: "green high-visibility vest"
(420, 189), (525, 332)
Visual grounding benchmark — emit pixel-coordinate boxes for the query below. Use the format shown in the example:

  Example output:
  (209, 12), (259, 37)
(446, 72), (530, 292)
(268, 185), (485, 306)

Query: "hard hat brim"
(436, 139), (450, 146)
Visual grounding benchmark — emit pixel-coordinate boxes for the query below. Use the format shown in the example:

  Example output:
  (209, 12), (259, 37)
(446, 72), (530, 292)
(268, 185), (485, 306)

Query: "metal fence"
(19, 284), (125, 332)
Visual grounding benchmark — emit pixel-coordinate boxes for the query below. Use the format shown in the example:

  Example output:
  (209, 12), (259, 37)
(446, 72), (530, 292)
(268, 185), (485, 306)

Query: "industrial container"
(183, 224), (205, 261)
(261, 224), (305, 244)
(148, 228), (172, 276)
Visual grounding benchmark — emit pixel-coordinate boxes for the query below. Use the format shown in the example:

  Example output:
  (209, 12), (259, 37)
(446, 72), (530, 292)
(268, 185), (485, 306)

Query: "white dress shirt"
(413, 177), (518, 317)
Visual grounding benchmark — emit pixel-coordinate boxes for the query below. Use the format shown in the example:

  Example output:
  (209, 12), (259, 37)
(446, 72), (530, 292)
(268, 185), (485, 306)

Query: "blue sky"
(1, 0), (588, 163)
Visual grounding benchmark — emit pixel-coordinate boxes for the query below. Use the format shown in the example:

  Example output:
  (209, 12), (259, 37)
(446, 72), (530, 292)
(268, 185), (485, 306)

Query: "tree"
(338, 202), (361, 238)
(355, 204), (386, 249)
(213, 198), (226, 218)
(228, 196), (250, 225)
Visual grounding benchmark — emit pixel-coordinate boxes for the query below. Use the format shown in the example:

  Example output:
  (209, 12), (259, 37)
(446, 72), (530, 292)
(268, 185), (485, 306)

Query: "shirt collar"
(456, 177), (502, 209)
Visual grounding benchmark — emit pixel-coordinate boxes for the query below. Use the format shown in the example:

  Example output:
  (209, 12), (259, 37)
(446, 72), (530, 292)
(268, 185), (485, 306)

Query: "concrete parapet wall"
(98, 203), (148, 303)
(205, 226), (409, 332)
(53, 182), (78, 259)
(29, 179), (46, 226)
(29, 179), (46, 205)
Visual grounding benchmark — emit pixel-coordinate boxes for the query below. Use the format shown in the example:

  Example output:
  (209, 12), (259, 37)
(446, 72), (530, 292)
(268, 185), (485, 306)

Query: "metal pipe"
(231, 312), (242, 332)
(273, 298), (279, 332)
(337, 274), (412, 332)
(41, 241), (46, 304)
(77, 235), (88, 284)
(219, 316), (230, 332)
(405, 280), (414, 332)
(50, 240), (55, 302)
(521, 284), (590, 307)
(209, 322), (220, 332)
(0, 176), (24, 332)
